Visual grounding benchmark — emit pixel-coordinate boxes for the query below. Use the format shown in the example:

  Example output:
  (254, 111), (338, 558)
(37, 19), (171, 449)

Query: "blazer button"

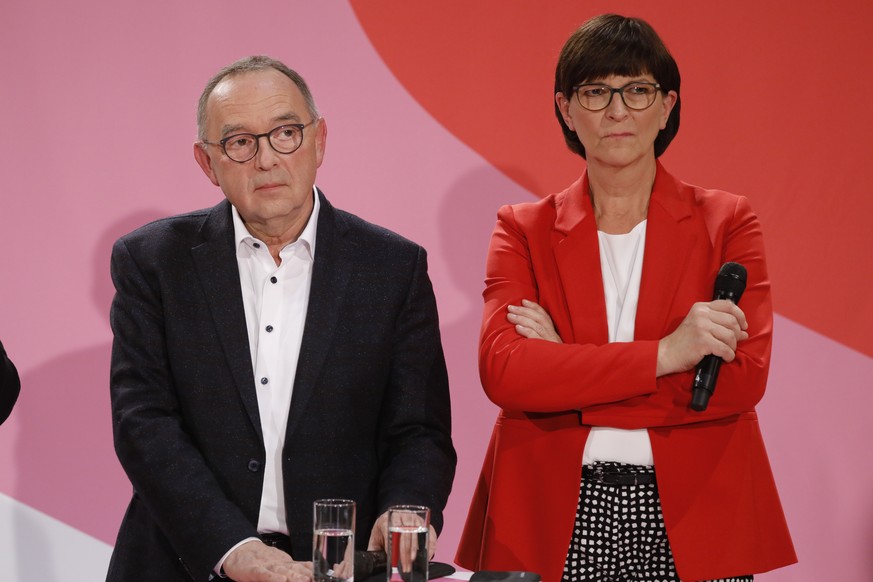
(247, 459), (261, 472)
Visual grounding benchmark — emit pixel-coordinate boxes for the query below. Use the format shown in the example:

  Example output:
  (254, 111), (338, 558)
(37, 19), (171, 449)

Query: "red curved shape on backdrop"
(351, 0), (873, 359)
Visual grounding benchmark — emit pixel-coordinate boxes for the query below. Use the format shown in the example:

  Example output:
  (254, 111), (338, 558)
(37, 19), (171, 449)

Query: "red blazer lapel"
(552, 174), (609, 346)
(636, 164), (696, 341)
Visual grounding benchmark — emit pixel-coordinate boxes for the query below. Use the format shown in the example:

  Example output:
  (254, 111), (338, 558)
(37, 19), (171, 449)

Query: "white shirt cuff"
(214, 537), (261, 577)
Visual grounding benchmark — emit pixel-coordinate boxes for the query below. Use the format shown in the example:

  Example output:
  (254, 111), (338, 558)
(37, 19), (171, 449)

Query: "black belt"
(583, 464), (657, 486)
(259, 532), (293, 554)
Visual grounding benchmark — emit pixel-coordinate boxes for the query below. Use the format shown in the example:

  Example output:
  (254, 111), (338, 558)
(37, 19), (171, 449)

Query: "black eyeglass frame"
(572, 81), (663, 112)
(201, 118), (319, 163)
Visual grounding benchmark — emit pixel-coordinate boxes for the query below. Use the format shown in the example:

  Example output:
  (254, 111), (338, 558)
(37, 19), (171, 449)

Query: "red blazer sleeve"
(479, 203), (659, 413)
(479, 171), (772, 428)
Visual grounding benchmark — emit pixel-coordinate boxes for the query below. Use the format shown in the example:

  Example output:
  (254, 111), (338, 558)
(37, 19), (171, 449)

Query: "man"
(106, 56), (456, 582)
(0, 339), (20, 424)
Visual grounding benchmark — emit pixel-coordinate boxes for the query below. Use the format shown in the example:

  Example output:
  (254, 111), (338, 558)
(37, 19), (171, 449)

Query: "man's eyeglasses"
(201, 119), (319, 163)
(573, 82), (662, 112)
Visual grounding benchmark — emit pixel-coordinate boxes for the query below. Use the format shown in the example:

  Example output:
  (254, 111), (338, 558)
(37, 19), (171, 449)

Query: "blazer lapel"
(635, 165), (696, 340)
(191, 201), (262, 439)
(552, 175), (609, 345)
(284, 190), (353, 441)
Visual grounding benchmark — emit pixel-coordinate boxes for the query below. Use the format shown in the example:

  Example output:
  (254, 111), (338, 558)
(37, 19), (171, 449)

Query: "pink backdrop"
(0, 1), (871, 580)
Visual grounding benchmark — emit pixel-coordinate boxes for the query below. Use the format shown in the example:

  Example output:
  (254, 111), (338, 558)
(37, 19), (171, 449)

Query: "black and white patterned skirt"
(561, 462), (752, 582)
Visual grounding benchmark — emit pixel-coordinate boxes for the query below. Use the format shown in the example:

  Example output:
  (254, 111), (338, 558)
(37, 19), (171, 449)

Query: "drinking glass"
(386, 505), (429, 582)
(313, 499), (356, 582)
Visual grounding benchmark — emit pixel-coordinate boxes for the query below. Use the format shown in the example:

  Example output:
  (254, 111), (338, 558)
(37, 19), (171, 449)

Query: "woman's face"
(556, 73), (677, 169)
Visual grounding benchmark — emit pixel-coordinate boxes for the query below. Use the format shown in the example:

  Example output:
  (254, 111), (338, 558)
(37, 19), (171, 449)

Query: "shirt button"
(260, 377), (269, 385)
(253, 242), (261, 249)
(265, 325), (274, 333)
(270, 276), (278, 284)
(247, 459), (261, 472)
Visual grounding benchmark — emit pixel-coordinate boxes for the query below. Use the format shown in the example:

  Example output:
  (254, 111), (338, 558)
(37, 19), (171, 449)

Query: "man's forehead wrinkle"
(211, 89), (300, 114)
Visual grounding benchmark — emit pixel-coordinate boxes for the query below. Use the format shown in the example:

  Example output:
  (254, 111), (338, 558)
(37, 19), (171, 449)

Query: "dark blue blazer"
(0, 340), (19, 424)
(106, 190), (455, 581)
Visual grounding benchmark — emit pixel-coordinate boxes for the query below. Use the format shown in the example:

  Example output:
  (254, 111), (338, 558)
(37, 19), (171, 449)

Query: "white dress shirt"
(216, 188), (319, 574)
(234, 188), (319, 533)
(582, 220), (655, 466)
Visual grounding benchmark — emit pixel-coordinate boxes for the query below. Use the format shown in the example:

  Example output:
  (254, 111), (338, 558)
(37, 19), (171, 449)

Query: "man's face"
(194, 69), (326, 232)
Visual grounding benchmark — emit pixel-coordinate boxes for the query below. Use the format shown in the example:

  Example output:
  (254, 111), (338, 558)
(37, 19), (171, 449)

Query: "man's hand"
(367, 510), (437, 560)
(222, 540), (313, 582)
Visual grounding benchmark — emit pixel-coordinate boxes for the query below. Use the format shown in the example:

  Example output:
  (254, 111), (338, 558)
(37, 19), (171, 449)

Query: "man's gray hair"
(196, 55), (320, 140)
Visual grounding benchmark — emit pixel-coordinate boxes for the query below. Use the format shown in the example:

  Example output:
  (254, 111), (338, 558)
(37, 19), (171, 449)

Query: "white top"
(582, 219), (654, 466)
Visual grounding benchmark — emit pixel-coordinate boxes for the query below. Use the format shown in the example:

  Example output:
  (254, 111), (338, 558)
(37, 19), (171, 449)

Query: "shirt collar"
(231, 185), (320, 258)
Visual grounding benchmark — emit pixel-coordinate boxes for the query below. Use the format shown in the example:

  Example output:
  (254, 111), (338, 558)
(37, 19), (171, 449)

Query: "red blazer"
(456, 164), (796, 581)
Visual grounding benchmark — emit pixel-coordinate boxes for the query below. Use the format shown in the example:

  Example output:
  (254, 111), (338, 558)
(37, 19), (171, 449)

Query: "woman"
(456, 14), (796, 582)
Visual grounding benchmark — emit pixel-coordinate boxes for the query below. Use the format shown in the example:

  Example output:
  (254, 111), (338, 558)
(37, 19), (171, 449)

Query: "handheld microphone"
(354, 550), (387, 580)
(354, 550), (456, 581)
(690, 262), (747, 411)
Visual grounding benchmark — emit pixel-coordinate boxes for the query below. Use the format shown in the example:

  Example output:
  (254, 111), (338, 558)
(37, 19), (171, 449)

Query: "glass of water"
(313, 499), (356, 582)
(387, 505), (429, 582)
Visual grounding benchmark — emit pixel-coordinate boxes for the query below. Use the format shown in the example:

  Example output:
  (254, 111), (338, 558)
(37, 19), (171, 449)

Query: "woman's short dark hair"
(554, 14), (681, 159)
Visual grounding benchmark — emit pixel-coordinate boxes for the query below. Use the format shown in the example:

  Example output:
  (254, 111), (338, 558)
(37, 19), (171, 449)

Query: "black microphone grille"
(715, 262), (747, 299)
(718, 261), (747, 282)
